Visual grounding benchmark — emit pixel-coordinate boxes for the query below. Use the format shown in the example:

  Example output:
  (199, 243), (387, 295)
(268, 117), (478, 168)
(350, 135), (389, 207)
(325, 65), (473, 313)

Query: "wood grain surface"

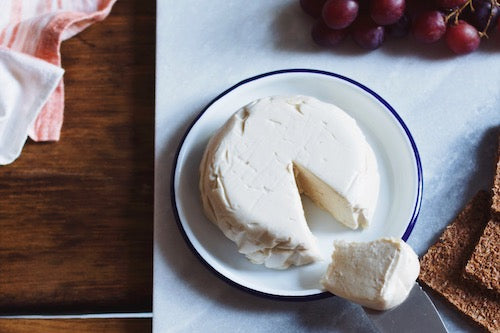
(0, 319), (151, 333)
(0, 0), (154, 314)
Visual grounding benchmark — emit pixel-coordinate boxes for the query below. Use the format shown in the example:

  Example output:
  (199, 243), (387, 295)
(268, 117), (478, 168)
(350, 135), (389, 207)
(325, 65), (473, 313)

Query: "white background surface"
(155, 1), (500, 332)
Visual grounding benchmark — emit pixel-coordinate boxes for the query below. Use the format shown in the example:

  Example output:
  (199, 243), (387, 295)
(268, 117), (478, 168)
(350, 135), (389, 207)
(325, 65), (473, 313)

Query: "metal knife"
(364, 283), (448, 333)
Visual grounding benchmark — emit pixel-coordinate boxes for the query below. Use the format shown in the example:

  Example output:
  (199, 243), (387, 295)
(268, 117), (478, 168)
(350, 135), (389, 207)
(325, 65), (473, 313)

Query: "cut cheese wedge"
(199, 96), (380, 269)
(321, 238), (420, 310)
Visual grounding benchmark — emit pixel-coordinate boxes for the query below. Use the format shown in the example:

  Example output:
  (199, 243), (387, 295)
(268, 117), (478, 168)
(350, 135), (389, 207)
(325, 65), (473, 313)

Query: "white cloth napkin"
(0, 48), (63, 165)
(0, 0), (116, 165)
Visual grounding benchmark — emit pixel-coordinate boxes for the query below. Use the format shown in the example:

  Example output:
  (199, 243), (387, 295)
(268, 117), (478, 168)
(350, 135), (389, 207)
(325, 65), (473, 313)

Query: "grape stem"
(444, 0), (500, 38)
(479, 0), (500, 38)
(444, 0), (472, 25)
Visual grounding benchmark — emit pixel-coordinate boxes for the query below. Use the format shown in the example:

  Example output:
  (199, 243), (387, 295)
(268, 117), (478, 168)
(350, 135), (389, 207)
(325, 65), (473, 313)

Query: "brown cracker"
(464, 136), (500, 295)
(464, 219), (500, 295)
(492, 137), (500, 220)
(419, 191), (500, 332)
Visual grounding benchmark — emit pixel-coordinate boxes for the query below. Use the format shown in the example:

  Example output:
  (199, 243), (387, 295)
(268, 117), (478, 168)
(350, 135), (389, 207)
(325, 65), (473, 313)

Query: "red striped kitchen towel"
(0, 0), (116, 143)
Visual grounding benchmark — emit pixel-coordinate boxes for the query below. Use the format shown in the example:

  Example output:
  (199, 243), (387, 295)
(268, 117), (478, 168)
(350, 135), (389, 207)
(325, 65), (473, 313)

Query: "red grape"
(466, 0), (500, 32)
(445, 20), (481, 54)
(322, 0), (360, 29)
(435, 0), (468, 9)
(370, 0), (406, 25)
(387, 12), (411, 37)
(352, 18), (385, 49)
(300, 0), (327, 18)
(300, 0), (493, 53)
(412, 10), (447, 43)
(311, 20), (348, 47)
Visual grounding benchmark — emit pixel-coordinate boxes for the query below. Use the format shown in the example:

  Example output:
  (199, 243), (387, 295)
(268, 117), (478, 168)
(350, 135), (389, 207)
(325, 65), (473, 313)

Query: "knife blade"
(364, 283), (448, 333)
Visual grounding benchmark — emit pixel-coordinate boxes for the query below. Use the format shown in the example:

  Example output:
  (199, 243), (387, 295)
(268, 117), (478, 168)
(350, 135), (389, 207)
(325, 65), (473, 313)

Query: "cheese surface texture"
(199, 96), (379, 269)
(321, 238), (420, 310)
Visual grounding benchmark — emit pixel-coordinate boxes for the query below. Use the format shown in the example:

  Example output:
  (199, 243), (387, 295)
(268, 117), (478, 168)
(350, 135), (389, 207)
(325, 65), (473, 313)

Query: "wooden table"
(0, 0), (154, 331)
(0, 319), (151, 333)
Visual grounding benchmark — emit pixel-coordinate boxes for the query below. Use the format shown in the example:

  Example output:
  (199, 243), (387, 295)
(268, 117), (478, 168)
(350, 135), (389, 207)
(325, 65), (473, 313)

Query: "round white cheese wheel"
(199, 96), (380, 269)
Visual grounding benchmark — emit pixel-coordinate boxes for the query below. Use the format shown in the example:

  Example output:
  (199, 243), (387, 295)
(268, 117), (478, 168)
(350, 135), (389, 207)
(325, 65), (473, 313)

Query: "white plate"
(171, 69), (422, 299)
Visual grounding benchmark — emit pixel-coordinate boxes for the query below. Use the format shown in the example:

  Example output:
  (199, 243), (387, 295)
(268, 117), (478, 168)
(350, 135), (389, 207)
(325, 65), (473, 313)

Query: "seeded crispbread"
(463, 138), (500, 296)
(464, 219), (500, 295)
(419, 191), (500, 332)
(492, 136), (500, 220)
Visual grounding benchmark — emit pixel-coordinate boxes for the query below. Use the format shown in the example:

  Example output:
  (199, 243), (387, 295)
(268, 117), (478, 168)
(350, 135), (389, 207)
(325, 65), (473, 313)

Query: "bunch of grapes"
(301, 0), (500, 54)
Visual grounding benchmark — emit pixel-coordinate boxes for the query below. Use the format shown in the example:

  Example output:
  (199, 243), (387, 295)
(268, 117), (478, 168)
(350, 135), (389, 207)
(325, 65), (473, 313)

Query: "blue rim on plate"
(170, 68), (423, 301)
